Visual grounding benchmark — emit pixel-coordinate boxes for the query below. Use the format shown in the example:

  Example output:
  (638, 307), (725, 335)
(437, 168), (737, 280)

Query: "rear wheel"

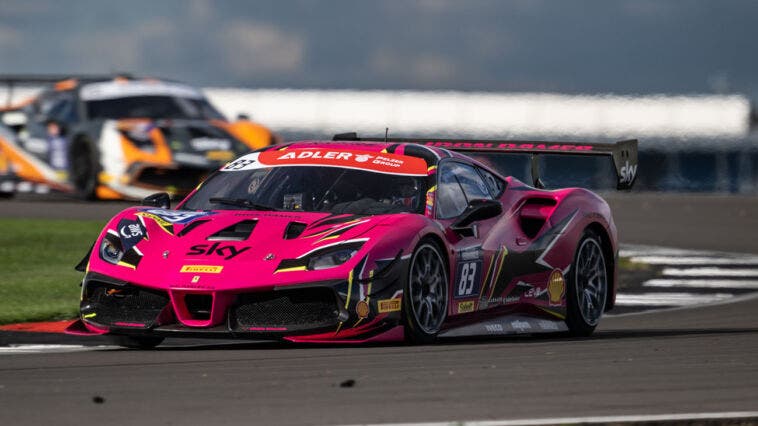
(69, 137), (100, 200)
(403, 240), (448, 344)
(566, 230), (608, 336)
(109, 335), (164, 349)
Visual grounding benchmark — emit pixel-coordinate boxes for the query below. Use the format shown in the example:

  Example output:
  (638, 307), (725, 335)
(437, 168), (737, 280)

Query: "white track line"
(645, 278), (758, 289)
(619, 247), (736, 257)
(0, 344), (107, 355)
(627, 256), (758, 266)
(662, 267), (758, 277)
(614, 292), (733, 306)
(342, 411), (758, 426)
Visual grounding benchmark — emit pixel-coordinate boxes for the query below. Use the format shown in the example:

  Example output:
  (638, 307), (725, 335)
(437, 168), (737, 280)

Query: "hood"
(89, 207), (405, 292)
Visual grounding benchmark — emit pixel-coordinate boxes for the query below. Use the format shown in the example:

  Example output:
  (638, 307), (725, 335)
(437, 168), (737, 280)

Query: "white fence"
(3, 86), (751, 139)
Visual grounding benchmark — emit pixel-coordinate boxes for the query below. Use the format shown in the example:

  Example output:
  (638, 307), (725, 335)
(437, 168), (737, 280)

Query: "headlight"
(307, 244), (362, 270)
(100, 238), (123, 264)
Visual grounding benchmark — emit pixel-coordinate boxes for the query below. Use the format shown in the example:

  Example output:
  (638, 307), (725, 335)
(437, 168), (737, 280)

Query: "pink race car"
(67, 133), (637, 348)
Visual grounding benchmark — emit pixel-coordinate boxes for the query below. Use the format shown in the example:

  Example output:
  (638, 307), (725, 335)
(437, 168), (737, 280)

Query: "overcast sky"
(2, 0), (758, 95)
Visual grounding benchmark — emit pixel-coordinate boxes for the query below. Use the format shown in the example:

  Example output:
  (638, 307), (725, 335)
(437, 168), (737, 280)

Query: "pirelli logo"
(377, 298), (401, 313)
(180, 265), (224, 273)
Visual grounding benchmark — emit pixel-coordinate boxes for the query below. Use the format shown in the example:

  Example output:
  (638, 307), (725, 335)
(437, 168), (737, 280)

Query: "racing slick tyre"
(69, 136), (100, 200)
(566, 229), (609, 337)
(109, 335), (165, 349)
(403, 239), (449, 344)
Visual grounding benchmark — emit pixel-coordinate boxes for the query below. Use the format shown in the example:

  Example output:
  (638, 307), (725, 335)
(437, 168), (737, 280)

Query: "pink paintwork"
(70, 139), (621, 343)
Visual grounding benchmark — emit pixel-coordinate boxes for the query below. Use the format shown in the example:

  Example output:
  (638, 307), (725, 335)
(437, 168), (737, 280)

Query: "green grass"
(0, 218), (105, 324)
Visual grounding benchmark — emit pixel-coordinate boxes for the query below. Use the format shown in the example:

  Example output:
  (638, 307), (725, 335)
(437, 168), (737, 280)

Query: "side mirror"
(451, 199), (502, 237)
(141, 192), (170, 209)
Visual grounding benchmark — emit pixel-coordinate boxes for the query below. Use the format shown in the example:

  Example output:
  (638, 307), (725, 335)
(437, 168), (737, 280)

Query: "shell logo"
(547, 270), (566, 306)
(356, 300), (370, 319)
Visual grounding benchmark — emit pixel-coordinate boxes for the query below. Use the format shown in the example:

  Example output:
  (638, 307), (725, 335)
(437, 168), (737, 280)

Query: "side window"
(477, 167), (505, 197)
(436, 162), (492, 219)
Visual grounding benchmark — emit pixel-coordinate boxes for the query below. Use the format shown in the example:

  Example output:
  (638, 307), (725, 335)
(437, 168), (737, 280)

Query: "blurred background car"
(0, 75), (279, 200)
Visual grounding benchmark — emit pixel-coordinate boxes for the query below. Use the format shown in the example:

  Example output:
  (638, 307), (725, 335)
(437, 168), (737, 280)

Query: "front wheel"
(566, 230), (609, 337)
(403, 240), (449, 344)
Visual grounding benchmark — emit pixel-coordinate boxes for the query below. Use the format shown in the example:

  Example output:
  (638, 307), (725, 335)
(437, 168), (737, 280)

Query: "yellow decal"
(206, 150), (235, 161)
(458, 301), (475, 313)
(377, 298), (402, 313)
(116, 261), (136, 270)
(275, 266), (307, 273)
(136, 212), (174, 235)
(83, 313), (97, 319)
(547, 270), (566, 305)
(180, 265), (224, 273)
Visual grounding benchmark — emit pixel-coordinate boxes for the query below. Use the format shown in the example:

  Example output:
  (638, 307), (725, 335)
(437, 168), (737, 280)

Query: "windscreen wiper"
(209, 197), (281, 211)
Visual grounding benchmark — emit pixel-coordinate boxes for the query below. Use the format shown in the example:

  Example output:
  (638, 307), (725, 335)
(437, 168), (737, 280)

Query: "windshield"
(85, 96), (225, 120)
(181, 166), (428, 215)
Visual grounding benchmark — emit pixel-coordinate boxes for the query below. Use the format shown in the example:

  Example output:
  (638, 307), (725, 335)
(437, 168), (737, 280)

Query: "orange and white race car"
(0, 76), (278, 200)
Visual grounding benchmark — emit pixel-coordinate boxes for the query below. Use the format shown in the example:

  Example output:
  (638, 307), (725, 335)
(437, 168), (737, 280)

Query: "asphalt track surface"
(1, 193), (758, 425)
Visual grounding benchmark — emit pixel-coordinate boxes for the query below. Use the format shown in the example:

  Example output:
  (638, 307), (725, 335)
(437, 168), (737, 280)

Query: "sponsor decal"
(180, 265), (224, 273)
(548, 269), (566, 306)
(484, 323), (503, 333)
(620, 160), (637, 184)
(356, 300), (370, 319)
(537, 320), (560, 331)
(191, 275), (200, 283)
(261, 149), (428, 176)
(454, 260), (483, 299)
(457, 301), (475, 313)
(190, 137), (231, 151)
(140, 209), (214, 224)
(524, 286), (548, 299)
(511, 320), (532, 333)
(117, 218), (146, 252)
(377, 298), (402, 313)
(223, 157), (257, 171)
(173, 153), (210, 166)
(424, 141), (595, 152)
(187, 243), (250, 260)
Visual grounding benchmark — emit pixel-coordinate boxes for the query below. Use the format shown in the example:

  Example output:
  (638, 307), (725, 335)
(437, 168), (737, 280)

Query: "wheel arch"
(584, 221), (615, 311)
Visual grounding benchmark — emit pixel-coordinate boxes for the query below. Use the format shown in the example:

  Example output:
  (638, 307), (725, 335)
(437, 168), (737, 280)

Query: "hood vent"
(208, 220), (257, 241)
(177, 219), (210, 237)
(284, 222), (307, 240)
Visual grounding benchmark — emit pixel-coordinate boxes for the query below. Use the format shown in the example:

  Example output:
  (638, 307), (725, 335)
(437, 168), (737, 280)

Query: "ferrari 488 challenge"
(67, 133), (637, 348)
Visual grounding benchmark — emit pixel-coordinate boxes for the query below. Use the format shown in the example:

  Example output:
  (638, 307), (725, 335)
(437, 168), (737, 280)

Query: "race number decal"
(454, 260), (482, 299)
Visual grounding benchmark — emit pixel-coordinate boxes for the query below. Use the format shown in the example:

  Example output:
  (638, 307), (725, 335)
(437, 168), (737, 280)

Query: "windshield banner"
(221, 149), (427, 176)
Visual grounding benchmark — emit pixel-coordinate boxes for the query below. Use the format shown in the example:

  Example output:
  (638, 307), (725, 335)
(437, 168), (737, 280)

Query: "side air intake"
(284, 222), (307, 239)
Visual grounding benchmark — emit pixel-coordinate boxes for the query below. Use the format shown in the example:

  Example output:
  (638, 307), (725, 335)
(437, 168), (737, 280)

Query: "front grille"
(133, 166), (209, 192)
(230, 287), (341, 332)
(81, 280), (169, 328)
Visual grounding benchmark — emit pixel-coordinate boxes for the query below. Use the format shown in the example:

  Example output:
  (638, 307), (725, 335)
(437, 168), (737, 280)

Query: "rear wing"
(333, 133), (638, 190)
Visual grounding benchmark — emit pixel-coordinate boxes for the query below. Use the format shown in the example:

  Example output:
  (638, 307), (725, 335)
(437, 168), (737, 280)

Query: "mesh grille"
(82, 281), (169, 328)
(231, 287), (340, 331)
